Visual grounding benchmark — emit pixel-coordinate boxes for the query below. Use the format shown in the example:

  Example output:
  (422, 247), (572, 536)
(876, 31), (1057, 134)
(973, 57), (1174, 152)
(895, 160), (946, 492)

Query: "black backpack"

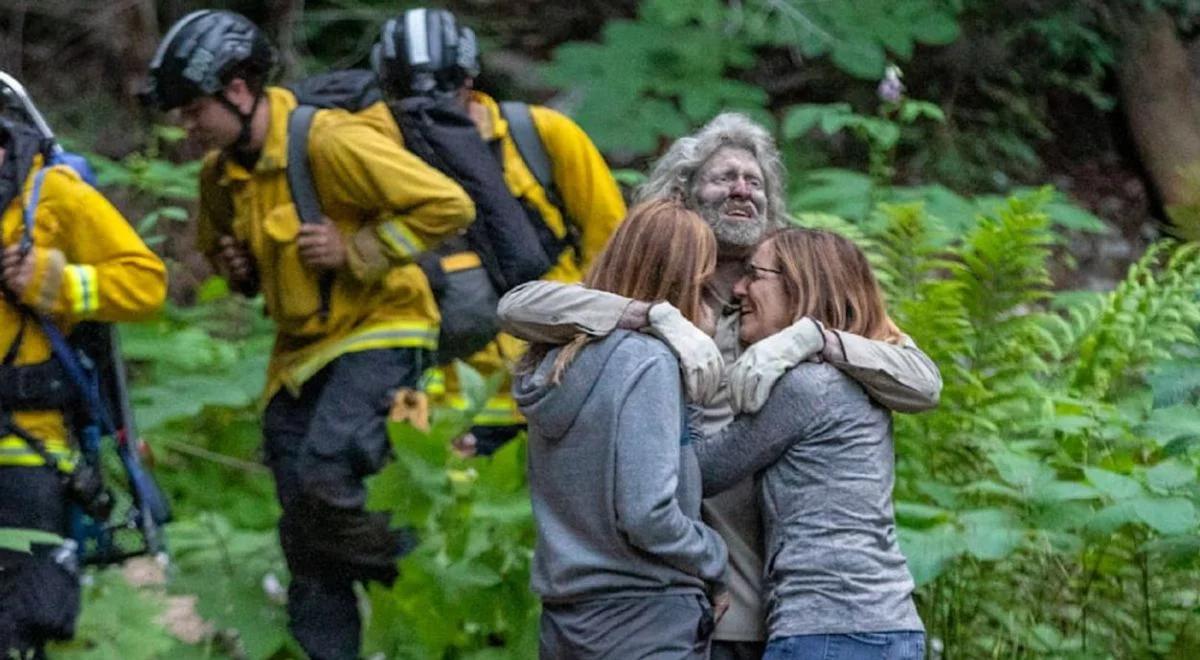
(283, 70), (568, 361)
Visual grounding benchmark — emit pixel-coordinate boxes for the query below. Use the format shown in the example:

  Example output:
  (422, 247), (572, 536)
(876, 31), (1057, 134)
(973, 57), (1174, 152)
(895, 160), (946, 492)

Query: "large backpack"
(0, 71), (170, 565)
(283, 70), (571, 362)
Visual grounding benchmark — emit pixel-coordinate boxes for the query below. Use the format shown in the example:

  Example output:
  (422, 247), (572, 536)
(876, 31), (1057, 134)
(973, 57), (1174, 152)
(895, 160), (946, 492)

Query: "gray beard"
(700, 205), (767, 248)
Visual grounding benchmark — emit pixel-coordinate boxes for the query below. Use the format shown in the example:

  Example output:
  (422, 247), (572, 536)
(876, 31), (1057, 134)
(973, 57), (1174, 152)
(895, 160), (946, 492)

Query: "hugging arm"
(730, 318), (942, 415)
(497, 280), (633, 343)
(693, 371), (825, 497)
(825, 331), (942, 413)
(499, 281), (724, 402)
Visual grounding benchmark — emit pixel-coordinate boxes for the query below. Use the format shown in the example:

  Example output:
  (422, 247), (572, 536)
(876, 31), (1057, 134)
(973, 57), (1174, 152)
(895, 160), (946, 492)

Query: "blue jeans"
(764, 631), (925, 660)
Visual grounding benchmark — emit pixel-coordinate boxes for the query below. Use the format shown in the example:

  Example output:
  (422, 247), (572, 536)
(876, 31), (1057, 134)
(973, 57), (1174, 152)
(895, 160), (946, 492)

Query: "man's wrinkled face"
(692, 147), (769, 252)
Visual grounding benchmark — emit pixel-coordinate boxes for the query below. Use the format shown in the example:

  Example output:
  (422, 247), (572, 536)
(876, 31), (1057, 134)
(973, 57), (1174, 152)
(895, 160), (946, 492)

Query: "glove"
(3, 244), (65, 312)
(646, 302), (724, 405)
(728, 317), (825, 414)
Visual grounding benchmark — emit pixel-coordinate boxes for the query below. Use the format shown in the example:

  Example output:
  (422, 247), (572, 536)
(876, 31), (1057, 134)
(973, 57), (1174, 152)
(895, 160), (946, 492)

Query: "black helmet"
(372, 8), (480, 98)
(143, 10), (275, 111)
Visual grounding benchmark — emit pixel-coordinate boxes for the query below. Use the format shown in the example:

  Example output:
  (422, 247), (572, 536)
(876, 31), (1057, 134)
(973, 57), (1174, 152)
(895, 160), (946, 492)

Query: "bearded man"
(498, 113), (940, 659)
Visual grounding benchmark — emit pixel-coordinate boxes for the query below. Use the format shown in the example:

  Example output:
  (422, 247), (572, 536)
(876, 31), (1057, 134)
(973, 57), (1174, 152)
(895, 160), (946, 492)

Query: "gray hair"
(635, 112), (787, 226)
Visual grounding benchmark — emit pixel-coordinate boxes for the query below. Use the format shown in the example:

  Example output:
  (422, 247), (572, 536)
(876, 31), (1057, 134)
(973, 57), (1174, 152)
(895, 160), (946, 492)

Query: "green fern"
(859, 189), (1200, 657)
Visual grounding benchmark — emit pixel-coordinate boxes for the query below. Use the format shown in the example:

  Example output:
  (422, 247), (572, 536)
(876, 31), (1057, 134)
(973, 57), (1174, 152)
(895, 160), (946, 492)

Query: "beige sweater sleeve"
(497, 280), (632, 343)
(825, 331), (943, 413)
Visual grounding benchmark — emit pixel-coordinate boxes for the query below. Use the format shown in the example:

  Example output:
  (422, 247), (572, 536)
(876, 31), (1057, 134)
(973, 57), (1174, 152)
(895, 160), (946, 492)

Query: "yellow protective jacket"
(196, 87), (475, 402)
(1, 157), (167, 466)
(430, 92), (626, 425)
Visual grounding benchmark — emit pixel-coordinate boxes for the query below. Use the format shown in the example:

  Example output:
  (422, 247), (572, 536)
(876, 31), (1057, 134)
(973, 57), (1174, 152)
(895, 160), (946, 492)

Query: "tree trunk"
(267, 0), (305, 80)
(0, 1), (27, 77)
(115, 0), (159, 102)
(1115, 9), (1200, 239)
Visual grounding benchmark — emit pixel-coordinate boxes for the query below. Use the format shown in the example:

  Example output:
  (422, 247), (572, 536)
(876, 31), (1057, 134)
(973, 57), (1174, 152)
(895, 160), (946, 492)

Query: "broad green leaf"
(1034, 480), (1099, 504)
(1084, 467), (1144, 501)
(830, 40), (887, 79)
(1086, 501), (1140, 535)
(1145, 460), (1197, 492)
(898, 100), (946, 124)
(989, 449), (1054, 493)
(1140, 404), (1200, 447)
(1143, 534), (1200, 567)
(895, 501), (952, 528)
(1132, 497), (1198, 535)
(1031, 501), (1095, 533)
(782, 103), (852, 139)
(960, 509), (1023, 560)
(897, 524), (963, 585)
(907, 9), (962, 45)
(0, 528), (64, 552)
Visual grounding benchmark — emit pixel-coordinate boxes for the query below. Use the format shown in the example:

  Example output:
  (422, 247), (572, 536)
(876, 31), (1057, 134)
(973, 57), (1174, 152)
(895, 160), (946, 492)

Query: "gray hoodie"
(514, 330), (728, 604)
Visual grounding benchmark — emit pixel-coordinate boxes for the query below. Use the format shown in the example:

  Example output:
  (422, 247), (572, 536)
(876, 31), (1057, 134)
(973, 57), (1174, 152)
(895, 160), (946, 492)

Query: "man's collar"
(217, 87), (296, 185)
(468, 90), (507, 142)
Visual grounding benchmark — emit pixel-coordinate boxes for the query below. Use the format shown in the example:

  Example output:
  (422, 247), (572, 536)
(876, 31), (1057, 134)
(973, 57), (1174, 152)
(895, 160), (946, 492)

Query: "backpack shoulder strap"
(499, 101), (560, 205)
(285, 105), (323, 224)
(284, 105), (334, 321)
(20, 167), (50, 253)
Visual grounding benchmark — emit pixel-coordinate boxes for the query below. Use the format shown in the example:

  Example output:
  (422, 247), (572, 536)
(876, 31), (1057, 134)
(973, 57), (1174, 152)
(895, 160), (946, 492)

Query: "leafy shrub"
(829, 191), (1200, 657)
(363, 366), (539, 659)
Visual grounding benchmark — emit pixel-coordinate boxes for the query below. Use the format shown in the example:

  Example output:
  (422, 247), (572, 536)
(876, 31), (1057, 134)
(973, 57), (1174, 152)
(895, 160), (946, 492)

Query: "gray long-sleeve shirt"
(514, 330), (727, 603)
(499, 280), (941, 641)
(694, 362), (923, 638)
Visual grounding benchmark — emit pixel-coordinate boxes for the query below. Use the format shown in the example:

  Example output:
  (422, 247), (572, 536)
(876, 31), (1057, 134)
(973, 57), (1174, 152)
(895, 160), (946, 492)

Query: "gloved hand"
(728, 317), (825, 414)
(646, 302), (724, 405)
(2, 244), (65, 313)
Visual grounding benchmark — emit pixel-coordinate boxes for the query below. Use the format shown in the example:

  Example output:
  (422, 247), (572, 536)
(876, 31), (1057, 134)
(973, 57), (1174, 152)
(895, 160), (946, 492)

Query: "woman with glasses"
(694, 227), (925, 660)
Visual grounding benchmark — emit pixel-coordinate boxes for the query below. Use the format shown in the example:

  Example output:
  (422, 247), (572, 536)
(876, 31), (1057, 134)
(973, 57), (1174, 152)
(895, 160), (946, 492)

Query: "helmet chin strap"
(216, 91), (263, 169)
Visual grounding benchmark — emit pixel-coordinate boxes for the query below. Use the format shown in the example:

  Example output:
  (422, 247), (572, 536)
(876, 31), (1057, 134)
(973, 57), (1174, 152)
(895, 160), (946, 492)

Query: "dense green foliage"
(8, 1), (1200, 657)
(540, 0), (1200, 193)
(543, 0), (960, 155)
(875, 196), (1200, 657)
(363, 370), (538, 659)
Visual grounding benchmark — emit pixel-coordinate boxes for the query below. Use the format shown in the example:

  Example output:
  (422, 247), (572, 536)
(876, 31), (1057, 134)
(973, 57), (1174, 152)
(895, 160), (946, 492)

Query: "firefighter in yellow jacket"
(0, 92), (167, 657)
(374, 8), (626, 455)
(143, 11), (474, 659)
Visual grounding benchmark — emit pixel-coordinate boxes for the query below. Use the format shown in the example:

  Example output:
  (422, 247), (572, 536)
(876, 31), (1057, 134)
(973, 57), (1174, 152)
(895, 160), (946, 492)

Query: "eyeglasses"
(743, 262), (782, 281)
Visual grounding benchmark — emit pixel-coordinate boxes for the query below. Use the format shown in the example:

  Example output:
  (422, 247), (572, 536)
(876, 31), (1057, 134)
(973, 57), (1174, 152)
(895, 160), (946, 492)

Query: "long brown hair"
(523, 199), (718, 383)
(767, 228), (903, 343)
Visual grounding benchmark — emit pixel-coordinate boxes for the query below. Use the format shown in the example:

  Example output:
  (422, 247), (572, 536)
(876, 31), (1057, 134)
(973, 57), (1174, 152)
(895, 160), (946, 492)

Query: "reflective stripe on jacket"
(195, 87), (476, 401)
(0, 157), (166, 465)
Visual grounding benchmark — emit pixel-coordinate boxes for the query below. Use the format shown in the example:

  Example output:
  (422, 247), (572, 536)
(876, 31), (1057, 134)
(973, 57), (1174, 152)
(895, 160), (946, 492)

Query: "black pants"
(0, 466), (80, 660)
(471, 424), (524, 456)
(262, 348), (426, 660)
